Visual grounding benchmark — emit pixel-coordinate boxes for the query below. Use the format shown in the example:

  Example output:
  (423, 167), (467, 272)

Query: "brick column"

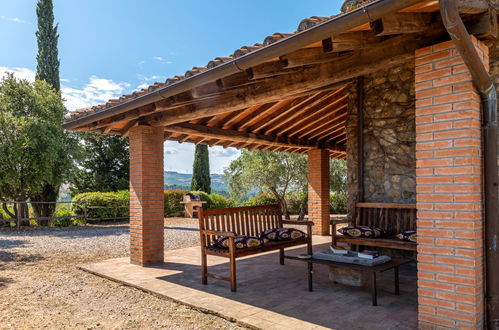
(415, 37), (488, 329)
(308, 148), (330, 235)
(129, 125), (164, 265)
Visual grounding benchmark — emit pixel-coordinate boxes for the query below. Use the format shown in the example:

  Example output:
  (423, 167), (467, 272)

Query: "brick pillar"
(308, 148), (330, 235)
(415, 37), (488, 329)
(129, 125), (164, 265)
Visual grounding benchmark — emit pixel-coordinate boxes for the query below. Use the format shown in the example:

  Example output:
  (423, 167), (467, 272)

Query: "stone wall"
(346, 62), (416, 217)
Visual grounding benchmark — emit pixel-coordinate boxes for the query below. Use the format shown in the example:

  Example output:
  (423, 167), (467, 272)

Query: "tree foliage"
(69, 133), (129, 196)
(0, 74), (69, 204)
(31, 0), (63, 218)
(330, 158), (347, 193)
(224, 150), (307, 218)
(35, 0), (60, 91)
(191, 144), (211, 193)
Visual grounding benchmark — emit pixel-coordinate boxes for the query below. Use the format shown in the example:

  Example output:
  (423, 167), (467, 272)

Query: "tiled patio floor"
(80, 236), (417, 329)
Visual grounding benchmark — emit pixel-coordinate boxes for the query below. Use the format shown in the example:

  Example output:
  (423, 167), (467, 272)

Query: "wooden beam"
(237, 99), (294, 132)
(279, 47), (340, 69)
(302, 114), (348, 140)
(458, 0), (490, 14)
(162, 122), (344, 151)
(222, 104), (274, 130)
(468, 9), (498, 39)
(140, 24), (449, 129)
(279, 95), (348, 137)
(121, 119), (139, 137)
(371, 13), (433, 36)
(286, 103), (348, 139)
(249, 93), (326, 133)
(331, 31), (381, 52)
(322, 38), (333, 53)
(266, 89), (346, 135)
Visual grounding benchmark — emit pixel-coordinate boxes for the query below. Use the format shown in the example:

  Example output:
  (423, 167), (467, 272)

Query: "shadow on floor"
(83, 241), (417, 329)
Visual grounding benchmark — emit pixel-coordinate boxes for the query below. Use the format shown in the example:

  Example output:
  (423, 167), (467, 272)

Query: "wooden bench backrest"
(199, 204), (282, 245)
(354, 202), (417, 235)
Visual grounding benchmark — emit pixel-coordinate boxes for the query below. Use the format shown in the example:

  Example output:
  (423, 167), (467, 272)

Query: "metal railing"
(0, 201), (129, 228)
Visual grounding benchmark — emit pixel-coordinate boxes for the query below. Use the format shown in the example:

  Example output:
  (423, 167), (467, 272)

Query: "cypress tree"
(191, 144), (211, 193)
(35, 0), (60, 91)
(31, 0), (63, 218)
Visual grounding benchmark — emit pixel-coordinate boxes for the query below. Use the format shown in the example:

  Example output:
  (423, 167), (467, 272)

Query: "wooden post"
(16, 202), (21, 229)
(83, 202), (87, 225)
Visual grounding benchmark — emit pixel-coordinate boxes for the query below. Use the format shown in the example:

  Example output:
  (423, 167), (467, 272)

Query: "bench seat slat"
(335, 236), (417, 251)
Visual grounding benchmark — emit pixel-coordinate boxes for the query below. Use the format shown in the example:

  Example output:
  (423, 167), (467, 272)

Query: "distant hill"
(164, 171), (228, 194)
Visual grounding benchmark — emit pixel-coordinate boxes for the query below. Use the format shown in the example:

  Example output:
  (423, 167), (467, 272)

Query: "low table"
(287, 256), (412, 306)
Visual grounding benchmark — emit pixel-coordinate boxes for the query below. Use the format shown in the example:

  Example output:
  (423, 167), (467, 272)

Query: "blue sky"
(1, 0), (343, 173)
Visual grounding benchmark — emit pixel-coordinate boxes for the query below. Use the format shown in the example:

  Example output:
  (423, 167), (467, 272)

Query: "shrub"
(72, 191), (130, 221)
(285, 191), (307, 215)
(190, 191), (212, 209)
(208, 193), (235, 209)
(330, 193), (347, 214)
(51, 204), (75, 227)
(164, 190), (188, 217)
(243, 193), (277, 207)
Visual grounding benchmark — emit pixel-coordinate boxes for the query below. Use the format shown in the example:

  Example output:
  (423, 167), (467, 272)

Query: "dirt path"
(0, 219), (244, 330)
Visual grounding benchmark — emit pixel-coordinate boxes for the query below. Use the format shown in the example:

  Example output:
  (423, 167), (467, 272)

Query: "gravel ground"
(0, 218), (245, 330)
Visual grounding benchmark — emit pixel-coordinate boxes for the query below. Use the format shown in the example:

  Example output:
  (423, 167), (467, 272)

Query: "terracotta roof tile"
(64, 8), (354, 123)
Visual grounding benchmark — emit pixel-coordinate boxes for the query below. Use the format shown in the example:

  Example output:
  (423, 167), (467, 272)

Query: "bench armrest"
(282, 220), (314, 226)
(200, 229), (237, 238)
(330, 217), (349, 224)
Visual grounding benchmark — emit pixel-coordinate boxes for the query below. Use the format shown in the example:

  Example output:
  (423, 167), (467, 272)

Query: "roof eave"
(62, 0), (425, 130)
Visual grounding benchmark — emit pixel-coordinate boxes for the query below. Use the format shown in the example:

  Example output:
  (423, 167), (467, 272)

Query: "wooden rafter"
(162, 122), (344, 151)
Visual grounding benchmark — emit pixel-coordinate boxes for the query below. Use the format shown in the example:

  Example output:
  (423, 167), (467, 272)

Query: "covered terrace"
(64, 0), (498, 328)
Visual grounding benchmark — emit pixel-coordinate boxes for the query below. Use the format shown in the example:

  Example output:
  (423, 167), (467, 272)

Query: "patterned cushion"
(260, 228), (306, 242)
(277, 228), (306, 241)
(261, 228), (280, 242)
(396, 230), (417, 243)
(338, 226), (385, 238)
(212, 235), (264, 249)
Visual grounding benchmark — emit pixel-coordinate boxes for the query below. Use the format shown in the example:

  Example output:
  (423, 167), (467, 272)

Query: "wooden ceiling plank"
(237, 99), (294, 132)
(221, 104), (267, 130)
(267, 88), (346, 136)
(298, 108), (348, 139)
(162, 122), (344, 151)
(280, 96), (348, 137)
(248, 93), (321, 133)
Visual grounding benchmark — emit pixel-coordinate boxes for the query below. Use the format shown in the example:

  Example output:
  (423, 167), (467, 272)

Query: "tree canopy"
(0, 74), (69, 203)
(35, 0), (60, 91)
(191, 144), (211, 193)
(69, 133), (129, 196)
(223, 150), (307, 217)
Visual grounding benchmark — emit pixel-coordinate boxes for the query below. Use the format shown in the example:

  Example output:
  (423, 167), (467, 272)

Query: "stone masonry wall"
(346, 62), (416, 217)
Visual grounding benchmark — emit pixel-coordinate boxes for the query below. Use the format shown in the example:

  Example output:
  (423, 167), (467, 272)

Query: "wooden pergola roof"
(62, 0), (494, 158)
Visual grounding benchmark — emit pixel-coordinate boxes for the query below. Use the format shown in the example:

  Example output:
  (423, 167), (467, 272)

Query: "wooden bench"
(198, 204), (313, 292)
(331, 203), (417, 251)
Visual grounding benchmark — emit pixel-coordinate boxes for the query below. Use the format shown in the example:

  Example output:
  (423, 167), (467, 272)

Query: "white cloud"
(62, 76), (131, 110)
(0, 66), (36, 81)
(210, 146), (239, 158)
(164, 145), (179, 155)
(137, 83), (149, 90)
(1, 66), (131, 111)
(137, 60), (145, 65)
(0, 16), (28, 24)
(137, 74), (165, 82)
(153, 56), (173, 64)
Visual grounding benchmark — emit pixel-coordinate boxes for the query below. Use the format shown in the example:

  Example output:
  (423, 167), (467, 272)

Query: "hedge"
(72, 190), (130, 220)
(164, 190), (188, 217)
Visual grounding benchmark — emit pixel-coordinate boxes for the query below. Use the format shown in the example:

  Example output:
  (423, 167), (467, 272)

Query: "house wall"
(346, 62), (416, 216)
